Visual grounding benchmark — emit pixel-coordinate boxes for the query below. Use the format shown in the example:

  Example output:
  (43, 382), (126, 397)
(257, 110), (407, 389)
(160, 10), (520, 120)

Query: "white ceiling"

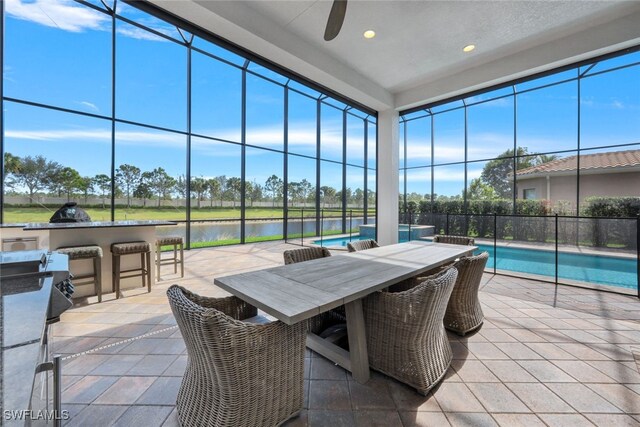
(151, 0), (640, 112)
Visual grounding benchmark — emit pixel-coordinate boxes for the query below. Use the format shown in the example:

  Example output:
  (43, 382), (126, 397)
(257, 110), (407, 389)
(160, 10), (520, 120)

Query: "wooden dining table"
(214, 240), (477, 384)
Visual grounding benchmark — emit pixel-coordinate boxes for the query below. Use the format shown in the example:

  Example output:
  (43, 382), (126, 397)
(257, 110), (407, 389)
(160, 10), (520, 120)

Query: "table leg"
(344, 299), (370, 384)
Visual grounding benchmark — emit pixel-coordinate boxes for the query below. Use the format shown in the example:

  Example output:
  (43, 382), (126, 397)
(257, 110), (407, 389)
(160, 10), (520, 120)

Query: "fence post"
(349, 209), (353, 242)
(637, 214), (639, 299)
(555, 213), (559, 286)
(409, 212), (412, 241)
(446, 213), (449, 235)
(320, 209), (324, 247)
(301, 208), (304, 247)
(494, 213), (497, 274)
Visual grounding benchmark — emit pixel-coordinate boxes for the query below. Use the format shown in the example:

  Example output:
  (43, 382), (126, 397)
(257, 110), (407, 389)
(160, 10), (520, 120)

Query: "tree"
(134, 171), (154, 207)
(191, 177), (208, 209)
(206, 178), (221, 208)
(225, 177), (242, 208)
(12, 155), (61, 202)
(148, 167), (176, 207)
(92, 174), (111, 208)
(320, 186), (336, 207)
(467, 178), (499, 200)
(50, 167), (82, 201)
(367, 189), (376, 206)
(337, 187), (352, 206)
(353, 188), (364, 207)
(76, 176), (93, 203)
(116, 164), (141, 207)
(264, 175), (283, 207)
(3, 153), (22, 190)
(480, 148), (560, 199)
(4, 152), (21, 175)
(174, 174), (188, 200)
(299, 179), (313, 204)
(536, 154), (559, 165)
(480, 147), (533, 198)
(288, 181), (302, 205)
(215, 175), (227, 207)
(249, 180), (263, 206)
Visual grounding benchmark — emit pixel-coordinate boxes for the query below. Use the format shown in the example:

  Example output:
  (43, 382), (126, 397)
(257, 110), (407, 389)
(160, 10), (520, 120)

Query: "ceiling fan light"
(463, 44), (476, 52)
(363, 30), (376, 39)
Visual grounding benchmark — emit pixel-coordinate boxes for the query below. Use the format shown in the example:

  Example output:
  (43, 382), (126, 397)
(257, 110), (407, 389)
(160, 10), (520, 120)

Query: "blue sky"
(2, 0), (374, 196)
(3, 0), (638, 199)
(401, 53), (640, 197)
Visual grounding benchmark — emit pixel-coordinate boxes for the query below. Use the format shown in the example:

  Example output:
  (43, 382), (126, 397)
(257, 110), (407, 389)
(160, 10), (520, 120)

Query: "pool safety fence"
(284, 208), (367, 250)
(399, 211), (640, 298)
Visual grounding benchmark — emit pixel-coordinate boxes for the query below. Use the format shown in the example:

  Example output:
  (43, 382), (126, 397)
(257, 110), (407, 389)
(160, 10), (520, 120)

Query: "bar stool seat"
(156, 236), (184, 281)
(157, 236), (183, 246)
(57, 245), (103, 302)
(111, 241), (151, 299)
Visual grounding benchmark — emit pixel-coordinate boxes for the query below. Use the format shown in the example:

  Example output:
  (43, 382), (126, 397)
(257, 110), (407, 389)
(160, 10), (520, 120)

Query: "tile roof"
(517, 149), (640, 176)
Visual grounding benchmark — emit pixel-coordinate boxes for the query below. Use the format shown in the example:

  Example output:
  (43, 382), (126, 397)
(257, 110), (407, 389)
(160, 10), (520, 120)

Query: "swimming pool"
(312, 236), (638, 290)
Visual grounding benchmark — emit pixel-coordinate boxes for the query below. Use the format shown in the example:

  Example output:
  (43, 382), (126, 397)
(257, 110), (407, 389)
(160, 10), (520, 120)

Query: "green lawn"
(4, 206), (280, 223)
(3, 206), (370, 223)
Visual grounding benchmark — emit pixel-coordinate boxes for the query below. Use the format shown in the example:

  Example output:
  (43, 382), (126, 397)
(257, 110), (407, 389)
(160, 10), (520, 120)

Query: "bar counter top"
(1, 251), (70, 423)
(23, 220), (176, 231)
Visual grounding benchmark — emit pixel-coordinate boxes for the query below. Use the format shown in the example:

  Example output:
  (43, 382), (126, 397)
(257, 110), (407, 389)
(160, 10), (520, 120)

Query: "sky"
(2, 0), (375, 196)
(401, 51), (640, 197)
(2, 0), (639, 199)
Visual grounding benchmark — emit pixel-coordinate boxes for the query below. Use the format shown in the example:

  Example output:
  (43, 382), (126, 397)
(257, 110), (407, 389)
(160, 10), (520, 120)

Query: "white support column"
(376, 108), (399, 245)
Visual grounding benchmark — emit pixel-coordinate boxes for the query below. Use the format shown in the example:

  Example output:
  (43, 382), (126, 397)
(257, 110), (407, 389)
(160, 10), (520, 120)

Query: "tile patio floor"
(52, 241), (640, 426)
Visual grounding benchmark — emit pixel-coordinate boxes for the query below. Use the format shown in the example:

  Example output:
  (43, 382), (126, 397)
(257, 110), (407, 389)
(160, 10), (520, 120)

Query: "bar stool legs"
(156, 236), (184, 282)
(113, 253), (121, 299)
(111, 241), (152, 299)
(93, 256), (102, 303)
(56, 245), (103, 303)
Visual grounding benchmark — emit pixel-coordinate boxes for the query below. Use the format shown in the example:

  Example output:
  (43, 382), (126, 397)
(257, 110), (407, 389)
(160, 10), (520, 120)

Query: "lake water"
(157, 217), (367, 243)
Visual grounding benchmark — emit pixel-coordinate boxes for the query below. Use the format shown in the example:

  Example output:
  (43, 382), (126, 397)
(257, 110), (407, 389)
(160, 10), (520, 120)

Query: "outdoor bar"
(1, 0), (640, 426)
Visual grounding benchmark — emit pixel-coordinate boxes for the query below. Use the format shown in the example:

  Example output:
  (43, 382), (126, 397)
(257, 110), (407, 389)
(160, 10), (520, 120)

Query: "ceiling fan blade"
(324, 0), (347, 41)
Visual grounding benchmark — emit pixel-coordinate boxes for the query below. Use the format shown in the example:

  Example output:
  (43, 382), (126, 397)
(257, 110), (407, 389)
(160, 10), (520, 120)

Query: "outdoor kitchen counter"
(23, 221), (177, 298)
(1, 251), (70, 425)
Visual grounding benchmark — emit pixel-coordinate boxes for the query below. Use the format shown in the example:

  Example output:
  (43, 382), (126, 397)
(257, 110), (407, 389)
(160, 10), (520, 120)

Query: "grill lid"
(49, 202), (92, 223)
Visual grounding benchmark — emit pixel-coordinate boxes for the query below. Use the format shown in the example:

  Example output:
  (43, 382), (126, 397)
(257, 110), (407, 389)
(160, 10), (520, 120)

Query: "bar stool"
(156, 236), (184, 281)
(56, 245), (103, 302)
(111, 241), (151, 299)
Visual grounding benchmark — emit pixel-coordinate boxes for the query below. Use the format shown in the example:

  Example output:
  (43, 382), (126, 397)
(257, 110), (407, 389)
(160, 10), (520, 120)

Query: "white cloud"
(78, 101), (99, 113)
(5, 128), (111, 141)
(6, 0), (177, 42)
(115, 26), (166, 42)
(5, 128), (182, 148)
(611, 100), (625, 109)
(6, 0), (108, 32)
(433, 168), (466, 181)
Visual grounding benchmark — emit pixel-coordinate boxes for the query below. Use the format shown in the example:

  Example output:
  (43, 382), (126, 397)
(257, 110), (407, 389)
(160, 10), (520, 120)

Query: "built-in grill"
(49, 202), (91, 223)
(1, 251), (73, 426)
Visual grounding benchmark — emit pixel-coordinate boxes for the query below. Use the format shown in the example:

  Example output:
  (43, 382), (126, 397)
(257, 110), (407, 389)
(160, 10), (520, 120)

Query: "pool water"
(477, 244), (637, 290)
(312, 236), (638, 290)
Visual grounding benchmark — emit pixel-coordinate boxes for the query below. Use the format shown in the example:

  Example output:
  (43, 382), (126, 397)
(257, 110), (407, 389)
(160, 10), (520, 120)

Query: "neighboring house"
(515, 149), (640, 209)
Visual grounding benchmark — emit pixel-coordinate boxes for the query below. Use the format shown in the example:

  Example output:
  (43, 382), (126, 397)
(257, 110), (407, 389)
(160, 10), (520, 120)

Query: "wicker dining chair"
(283, 246), (332, 264)
(433, 235), (475, 246)
(444, 251), (489, 336)
(363, 267), (458, 395)
(347, 239), (380, 252)
(167, 285), (306, 427)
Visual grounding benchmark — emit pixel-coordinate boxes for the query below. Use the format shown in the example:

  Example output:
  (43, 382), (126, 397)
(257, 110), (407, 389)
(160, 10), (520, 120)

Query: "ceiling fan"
(324, 0), (348, 41)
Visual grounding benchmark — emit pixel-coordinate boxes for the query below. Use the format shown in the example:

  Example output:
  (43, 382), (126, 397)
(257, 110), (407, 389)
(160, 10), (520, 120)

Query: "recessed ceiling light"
(463, 44), (476, 53)
(363, 30), (376, 39)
